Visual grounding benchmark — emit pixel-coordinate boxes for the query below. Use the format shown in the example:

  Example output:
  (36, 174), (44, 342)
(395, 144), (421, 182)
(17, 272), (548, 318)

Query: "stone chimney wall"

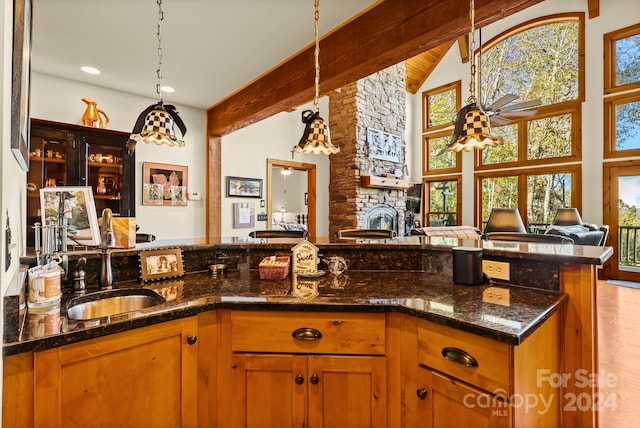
(328, 63), (407, 239)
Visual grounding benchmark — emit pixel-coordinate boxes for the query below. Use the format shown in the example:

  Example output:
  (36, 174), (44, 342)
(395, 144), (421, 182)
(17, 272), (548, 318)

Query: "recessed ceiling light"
(160, 86), (175, 93)
(81, 66), (101, 75)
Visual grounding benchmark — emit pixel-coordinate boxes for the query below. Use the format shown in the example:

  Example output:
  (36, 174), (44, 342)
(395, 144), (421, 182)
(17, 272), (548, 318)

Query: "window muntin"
(527, 173), (572, 232)
(527, 113), (573, 160)
(426, 179), (460, 226)
(422, 81), (461, 132)
(616, 33), (640, 87)
(604, 91), (640, 158)
(481, 20), (580, 109)
(481, 176), (519, 225)
(604, 23), (640, 94)
(481, 124), (518, 165)
(478, 165), (580, 232)
(423, 133), (460, 174)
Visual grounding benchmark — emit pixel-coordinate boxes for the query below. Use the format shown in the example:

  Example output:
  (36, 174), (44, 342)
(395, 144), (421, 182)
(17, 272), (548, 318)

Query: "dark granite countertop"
(4, 269), (566, 356)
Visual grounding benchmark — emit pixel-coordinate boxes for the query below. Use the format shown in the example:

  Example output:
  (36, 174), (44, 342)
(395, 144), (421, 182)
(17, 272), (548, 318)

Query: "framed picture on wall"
(143, 162), (188, 206)
(10, 0), (33, 172)
(226, 176), (262, 198)
(233, 202), (255, 228)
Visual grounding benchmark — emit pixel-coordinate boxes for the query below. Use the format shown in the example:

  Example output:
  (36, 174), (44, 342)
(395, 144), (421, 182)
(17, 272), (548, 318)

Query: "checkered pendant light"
(446, 0), (502, 153)
(447, 104), (502, 152)
(127, 0), (186, 153)
(291, 0), (340, 156)
(292, 110), (339, 155)
(130, 106), (185, 147)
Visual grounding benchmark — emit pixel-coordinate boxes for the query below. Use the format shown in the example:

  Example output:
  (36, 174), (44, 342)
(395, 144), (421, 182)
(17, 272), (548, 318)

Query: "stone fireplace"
(327, 63), (408, 239)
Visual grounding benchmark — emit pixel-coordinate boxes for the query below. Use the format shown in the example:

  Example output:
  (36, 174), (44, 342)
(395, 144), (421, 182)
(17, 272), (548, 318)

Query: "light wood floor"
(597, 280), (640, 427)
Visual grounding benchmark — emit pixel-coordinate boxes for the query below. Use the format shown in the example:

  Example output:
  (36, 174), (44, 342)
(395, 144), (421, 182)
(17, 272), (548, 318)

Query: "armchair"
(544, 208), (608, 246)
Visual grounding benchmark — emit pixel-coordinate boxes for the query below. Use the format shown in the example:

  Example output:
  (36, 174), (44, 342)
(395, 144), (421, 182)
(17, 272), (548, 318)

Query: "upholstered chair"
(545, 208), (608, 246)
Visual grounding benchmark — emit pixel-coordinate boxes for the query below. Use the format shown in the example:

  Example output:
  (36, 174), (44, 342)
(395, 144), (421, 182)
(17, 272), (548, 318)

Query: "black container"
(452, 247), (484, 285)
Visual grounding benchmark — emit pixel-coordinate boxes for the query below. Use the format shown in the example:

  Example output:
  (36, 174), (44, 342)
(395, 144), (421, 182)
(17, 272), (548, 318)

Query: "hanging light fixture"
(292, 0), (340, 155)
(446, 0), (502, 153)
(280, 167), (293, 176)
(127, 0), (187, 153)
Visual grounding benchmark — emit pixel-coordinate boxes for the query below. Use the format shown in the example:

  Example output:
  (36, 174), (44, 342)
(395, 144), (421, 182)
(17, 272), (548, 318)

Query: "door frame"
(266, 158), (316, 240)
(603, 161), (640, 281)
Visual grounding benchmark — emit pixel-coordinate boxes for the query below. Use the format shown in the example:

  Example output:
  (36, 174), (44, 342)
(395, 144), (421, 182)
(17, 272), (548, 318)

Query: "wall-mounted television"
(406, 183), (422, 214)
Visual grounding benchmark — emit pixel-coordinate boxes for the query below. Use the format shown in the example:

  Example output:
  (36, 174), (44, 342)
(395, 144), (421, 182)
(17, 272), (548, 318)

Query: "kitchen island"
(3, 237), (612, 427)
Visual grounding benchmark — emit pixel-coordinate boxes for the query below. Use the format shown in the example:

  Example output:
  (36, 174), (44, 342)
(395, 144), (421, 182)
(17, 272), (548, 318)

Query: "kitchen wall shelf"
(360, 175), (411, 190)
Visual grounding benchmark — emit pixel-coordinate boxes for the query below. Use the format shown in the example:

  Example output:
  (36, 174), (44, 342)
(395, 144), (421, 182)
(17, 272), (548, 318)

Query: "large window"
(478, 166), (581, 233)
(424, 177), (461, 227)
(604, 24), (640, 159)
(421, 82), (462, 174)
(475, 14), (584, 227)
(477, 14), (584, 169)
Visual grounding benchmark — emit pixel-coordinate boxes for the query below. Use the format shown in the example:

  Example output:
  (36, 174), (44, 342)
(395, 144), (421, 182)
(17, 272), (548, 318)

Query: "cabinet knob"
(292, 327), (323, 341)
(295, 374), (304, 385)
(310, 374), (319, 385)
(416, 388), (428, 400)
(186, 335), (198, 345)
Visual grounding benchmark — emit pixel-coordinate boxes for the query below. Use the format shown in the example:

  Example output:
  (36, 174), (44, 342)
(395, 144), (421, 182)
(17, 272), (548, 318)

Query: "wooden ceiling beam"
(587, 0), (599, 19)
(458, 34), (470, 64)
(206, 0), (543, 137)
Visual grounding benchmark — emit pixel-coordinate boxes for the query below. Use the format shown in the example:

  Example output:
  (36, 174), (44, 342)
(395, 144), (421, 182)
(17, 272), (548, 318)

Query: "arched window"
(475, 13), (585, 230)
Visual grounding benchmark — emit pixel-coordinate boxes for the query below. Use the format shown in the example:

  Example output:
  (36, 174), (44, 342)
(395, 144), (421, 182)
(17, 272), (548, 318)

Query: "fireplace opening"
(365, 204), (398, 234)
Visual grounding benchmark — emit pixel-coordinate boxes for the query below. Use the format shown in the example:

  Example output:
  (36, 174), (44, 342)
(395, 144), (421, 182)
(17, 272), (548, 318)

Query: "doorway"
(266, 158), (316, 240)
(604, 162), (640, 281)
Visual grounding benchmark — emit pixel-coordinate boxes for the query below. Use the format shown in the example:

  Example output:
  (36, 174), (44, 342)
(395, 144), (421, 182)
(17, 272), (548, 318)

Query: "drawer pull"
(416, 388), (428, 400)
(186, 335), (198, 345)
(441, 347), (478, 367)
(295, 374), (304, 385)
(292, 327), (323, 341)
(310, 374), (319, 385)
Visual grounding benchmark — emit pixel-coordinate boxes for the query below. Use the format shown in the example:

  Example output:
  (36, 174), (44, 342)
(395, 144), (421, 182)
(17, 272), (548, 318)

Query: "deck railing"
(619, 226), (640, 268)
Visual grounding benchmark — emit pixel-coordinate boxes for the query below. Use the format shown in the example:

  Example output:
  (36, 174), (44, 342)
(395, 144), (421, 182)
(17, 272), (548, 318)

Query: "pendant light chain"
(313, 0), (320, 112)
(156, 0), (164, 103)
(468, 0), (477, 105)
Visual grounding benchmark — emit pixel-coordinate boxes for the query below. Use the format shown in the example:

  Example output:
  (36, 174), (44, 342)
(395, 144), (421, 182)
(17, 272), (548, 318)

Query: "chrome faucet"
(99, 208), (115, 289)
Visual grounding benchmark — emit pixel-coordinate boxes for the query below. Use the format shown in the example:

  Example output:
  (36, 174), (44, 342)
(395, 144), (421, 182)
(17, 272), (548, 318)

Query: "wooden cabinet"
(416, 367), (510, 428)
(409, 312), (562, 427)
(26, 118), (135, 246)
(223, 310), (387, 428)
(33, 317), (198, 428)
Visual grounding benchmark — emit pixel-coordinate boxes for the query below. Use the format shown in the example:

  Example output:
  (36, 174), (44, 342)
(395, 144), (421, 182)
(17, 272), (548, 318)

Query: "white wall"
(30, 74), (332, 239)
(221, 99), (330, 237)
(410, 0), (640, 226)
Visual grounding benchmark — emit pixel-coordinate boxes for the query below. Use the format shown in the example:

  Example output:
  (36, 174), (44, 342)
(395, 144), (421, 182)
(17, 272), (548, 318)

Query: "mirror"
(266, 159), (316, 240)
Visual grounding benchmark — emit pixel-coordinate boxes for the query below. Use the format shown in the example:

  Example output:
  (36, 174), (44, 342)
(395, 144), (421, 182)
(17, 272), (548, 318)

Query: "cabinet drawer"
(230, 311), (385, 355)
(417, 320), (510, 393)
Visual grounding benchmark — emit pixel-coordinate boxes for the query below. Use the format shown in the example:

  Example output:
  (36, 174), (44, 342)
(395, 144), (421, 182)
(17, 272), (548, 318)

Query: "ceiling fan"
(480, 94), (542, 126)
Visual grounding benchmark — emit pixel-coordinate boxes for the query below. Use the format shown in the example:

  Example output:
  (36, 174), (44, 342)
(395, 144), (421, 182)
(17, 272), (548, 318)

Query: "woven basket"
(259, 256), (291, 280)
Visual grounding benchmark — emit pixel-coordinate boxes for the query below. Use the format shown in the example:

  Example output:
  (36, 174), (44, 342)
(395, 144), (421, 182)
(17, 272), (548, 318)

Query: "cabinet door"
(34, 317), (198, 428)
(416, 367), (510, 428)
(308, 355), (387, 428)
(230, 354), (307, 428)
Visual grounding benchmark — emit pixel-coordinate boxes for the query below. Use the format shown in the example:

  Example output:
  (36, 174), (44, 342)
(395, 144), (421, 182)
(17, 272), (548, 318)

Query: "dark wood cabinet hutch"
(26, 118), (135, 246)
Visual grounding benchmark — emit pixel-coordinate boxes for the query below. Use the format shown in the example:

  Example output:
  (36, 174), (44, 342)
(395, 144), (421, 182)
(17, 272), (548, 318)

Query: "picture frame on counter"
(139, 248), (185, 282)
(142, 162), (188, 206)
(226, 176), (262, 198)
(39, 186), (100, 247)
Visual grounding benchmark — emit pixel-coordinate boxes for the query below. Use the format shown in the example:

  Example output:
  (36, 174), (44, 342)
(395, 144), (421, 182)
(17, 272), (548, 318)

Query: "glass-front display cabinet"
(26, 118), (135, 247)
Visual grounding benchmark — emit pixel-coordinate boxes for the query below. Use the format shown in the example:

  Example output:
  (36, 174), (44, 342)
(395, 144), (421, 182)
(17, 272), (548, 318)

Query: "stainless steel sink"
(66, 288), (165, 320)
